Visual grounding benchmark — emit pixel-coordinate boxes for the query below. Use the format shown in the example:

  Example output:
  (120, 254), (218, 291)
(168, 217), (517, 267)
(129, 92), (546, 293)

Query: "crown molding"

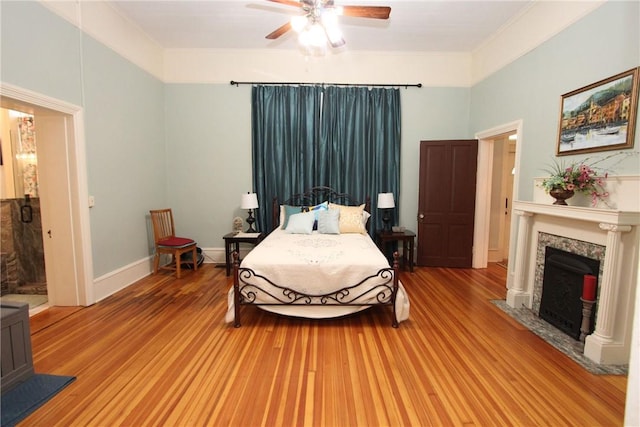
(39, 0), (606, 86)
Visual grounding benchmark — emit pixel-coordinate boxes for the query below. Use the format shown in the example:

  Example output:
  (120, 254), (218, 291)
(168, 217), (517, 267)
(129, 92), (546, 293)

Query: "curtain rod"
(230, 80), (422, 89)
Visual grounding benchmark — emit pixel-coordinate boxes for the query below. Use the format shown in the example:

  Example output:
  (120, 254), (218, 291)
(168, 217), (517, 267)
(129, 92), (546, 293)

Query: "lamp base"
(246, 210), (257, 233)
(382, 209), (392, 232)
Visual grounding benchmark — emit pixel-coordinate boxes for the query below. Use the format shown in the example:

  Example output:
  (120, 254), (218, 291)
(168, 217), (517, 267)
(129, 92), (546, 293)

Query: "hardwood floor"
(25, 263), (626, 426)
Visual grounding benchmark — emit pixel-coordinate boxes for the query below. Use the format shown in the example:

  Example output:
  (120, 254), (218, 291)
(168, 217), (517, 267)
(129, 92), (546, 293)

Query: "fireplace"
(509, 198), (640, 365)
(539, 247), (599, 340)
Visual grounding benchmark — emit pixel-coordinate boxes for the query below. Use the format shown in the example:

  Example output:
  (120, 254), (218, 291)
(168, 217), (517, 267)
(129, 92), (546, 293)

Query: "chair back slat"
(150, 209), (176, 243)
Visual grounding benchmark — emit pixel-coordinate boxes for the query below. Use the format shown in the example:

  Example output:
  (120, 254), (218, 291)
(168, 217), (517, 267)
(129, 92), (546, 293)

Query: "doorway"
(488, 132), (517, 268)
(0, 83), (93, 312)
(473, 120), (522, 269)
(0, 109), (48, 313)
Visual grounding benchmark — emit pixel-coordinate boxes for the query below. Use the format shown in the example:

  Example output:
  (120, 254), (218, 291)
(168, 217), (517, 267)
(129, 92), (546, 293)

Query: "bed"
(225, 187), (410, 327)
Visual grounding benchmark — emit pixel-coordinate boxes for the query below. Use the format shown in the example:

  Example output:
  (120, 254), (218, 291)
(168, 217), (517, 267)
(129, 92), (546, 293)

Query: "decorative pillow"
(303, 201), (328, 216)
(362, 210), (371, 226)
(317, 208), (340, 234)
(303, 201), (329, 230)
(281, 205), (304, 229)
(328, 203), (367, 234)
(285, 211), (316, 234)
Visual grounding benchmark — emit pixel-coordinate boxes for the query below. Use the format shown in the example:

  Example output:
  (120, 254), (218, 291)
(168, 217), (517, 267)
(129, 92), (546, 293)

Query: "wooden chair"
(150, 209), (198, 279)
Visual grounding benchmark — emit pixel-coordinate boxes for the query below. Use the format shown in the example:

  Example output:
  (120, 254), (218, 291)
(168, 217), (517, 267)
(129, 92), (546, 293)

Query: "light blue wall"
(470, 0), (640, 202)
(1, 1), (83, 105)
(1, 2), (166, 277)
(82, 36), (166, 276)
(164, 84), (253, 245)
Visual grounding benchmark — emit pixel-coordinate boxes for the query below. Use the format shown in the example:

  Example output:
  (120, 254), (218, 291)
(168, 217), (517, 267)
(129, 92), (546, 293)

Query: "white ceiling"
(109, 0), (535, 53)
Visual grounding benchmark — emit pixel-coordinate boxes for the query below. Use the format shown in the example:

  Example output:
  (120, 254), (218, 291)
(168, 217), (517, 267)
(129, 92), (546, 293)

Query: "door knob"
(418, 213), (425, 219)
(48, 230), (52, 238)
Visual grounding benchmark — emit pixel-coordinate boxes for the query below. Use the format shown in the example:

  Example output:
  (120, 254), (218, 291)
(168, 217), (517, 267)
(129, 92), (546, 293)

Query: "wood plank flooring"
(24, 263), (627, 426)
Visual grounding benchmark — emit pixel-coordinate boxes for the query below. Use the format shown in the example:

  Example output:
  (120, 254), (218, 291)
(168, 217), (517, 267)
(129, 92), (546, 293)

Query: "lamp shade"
(241, 193), (259, 209)
(377, 193), (395, 209)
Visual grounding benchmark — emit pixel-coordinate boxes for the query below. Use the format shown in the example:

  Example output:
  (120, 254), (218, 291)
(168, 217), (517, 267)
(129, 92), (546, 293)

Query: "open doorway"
(0, 109), (48, 314)
(473, 120), (522, 269)
(1, 83), (93, 314)
(488, 132), (517, 269)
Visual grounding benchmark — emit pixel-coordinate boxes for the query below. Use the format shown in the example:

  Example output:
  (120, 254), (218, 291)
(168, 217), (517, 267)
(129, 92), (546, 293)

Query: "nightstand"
(223, 232), (264, 276)
(376, 229), (416, 272)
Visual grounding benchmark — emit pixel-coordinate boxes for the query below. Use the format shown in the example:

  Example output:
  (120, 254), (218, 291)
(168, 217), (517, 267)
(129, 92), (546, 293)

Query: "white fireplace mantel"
(508, 200), (640, 365)
(512, 201), (640, 226)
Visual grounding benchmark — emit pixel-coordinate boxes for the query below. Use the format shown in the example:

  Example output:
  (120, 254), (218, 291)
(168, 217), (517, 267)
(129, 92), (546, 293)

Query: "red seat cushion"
(158, 237), (195, 247)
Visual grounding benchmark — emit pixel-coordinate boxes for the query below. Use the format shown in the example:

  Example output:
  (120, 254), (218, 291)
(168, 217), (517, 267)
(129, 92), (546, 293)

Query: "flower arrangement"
(540, 152), (632, 207)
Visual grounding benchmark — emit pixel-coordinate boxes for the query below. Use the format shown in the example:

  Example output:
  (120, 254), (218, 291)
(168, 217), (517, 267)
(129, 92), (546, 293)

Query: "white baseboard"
(92, 247), (247, 303)
(93, 257), (152, 303)
(488, 248), (503, 263)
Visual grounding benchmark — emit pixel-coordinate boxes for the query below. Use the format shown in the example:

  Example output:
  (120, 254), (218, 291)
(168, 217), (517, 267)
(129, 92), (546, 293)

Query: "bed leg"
(392, 251), (400, 328)
(233, 251), (241, 328)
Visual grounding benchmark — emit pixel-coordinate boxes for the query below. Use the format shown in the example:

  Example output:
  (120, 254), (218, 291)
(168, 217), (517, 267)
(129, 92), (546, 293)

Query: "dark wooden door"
(417, 140), (478, 268)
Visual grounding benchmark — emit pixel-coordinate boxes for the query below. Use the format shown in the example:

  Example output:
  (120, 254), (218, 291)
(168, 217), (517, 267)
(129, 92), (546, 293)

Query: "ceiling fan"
(265, 0), (391, 49)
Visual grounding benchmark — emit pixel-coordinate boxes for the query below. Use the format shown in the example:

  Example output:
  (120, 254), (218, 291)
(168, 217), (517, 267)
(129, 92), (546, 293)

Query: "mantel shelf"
(512, 201), (640, 226)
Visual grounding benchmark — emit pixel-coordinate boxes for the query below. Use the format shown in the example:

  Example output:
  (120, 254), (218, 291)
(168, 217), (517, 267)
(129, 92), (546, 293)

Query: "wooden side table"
(223, 232), (264, 276)
(376, 229), (416, 272)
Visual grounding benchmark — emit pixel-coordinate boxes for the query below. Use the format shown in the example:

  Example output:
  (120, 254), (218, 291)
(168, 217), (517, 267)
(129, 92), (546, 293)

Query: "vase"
(549, 188), (575, 205)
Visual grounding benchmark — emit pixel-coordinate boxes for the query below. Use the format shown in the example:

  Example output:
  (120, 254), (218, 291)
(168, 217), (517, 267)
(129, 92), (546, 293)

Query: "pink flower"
(566, 184), (575, 191)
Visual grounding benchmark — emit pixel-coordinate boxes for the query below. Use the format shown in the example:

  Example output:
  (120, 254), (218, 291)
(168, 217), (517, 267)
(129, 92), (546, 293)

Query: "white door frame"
(1, 82), (94, 305)
(473, 120), (523, 269)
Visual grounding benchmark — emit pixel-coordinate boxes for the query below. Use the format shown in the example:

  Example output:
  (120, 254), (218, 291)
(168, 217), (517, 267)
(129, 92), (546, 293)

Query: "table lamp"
(377, 192), (395, 232)
(241, 192), (259, 233)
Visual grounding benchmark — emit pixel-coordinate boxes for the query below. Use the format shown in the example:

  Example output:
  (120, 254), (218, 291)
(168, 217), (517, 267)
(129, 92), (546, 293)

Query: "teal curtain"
(320, 86), (401, 233)
(251, 85), (322, 232)
(251, 85), (401, 235)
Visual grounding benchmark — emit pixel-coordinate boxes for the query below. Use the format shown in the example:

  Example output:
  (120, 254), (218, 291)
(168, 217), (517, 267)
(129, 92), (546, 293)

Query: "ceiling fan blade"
(265, 0), (304, 7)
(266, 21), (293, 39)
(340, 6), (391, 19)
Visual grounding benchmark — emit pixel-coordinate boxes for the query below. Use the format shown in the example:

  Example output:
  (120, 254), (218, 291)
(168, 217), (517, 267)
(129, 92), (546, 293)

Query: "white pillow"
(362, 210), (371, 225)
(285, 211), (316, 234)
(317, 209), (340, 234)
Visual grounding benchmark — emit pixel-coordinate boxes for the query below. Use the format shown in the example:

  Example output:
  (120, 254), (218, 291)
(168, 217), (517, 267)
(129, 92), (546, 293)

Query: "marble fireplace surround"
(531, 233), (605, 317)
(508, 201), (640, 365)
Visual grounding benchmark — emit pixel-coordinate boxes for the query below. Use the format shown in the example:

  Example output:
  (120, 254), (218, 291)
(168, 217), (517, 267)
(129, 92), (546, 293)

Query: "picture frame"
(556, 67), (639, 156)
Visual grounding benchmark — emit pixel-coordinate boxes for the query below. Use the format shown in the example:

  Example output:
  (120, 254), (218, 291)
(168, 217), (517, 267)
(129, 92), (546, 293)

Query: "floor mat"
(1, 374), (76, 427)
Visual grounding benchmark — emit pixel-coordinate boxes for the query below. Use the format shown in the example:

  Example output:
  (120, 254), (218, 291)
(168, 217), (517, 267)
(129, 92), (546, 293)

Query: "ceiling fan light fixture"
(265, 0), (390, 53)
(321, 8), (339, 26)
(308, 23), (326, 47)
(290, 15), (307, 33)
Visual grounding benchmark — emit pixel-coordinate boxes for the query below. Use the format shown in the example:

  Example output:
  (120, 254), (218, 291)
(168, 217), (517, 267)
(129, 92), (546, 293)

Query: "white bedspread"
(225, 228), (410, 323)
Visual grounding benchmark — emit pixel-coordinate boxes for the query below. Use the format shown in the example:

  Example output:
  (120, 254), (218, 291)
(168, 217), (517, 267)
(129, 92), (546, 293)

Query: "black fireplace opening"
(539, 246), (600, 340)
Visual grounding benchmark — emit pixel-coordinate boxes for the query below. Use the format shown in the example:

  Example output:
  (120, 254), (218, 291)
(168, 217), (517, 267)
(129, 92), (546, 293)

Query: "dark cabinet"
(1, 302), (34, 392)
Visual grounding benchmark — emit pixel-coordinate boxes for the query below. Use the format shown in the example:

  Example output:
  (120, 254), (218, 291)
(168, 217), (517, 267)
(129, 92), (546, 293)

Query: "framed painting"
(556, 67), (639, 156)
